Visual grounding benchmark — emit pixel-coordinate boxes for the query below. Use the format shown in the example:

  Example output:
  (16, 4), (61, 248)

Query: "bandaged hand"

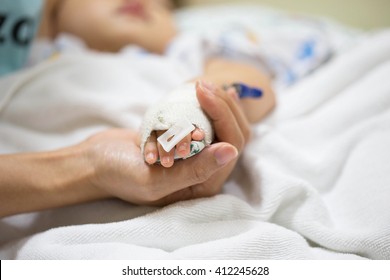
(140, 82), (214, 168)
(143, 127), (205, 167)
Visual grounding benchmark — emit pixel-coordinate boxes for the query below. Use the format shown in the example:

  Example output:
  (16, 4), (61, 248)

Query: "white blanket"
(1, 28), (390, 259)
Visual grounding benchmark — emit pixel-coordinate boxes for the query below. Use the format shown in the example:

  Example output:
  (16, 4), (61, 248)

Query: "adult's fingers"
(195, 81), (241, 146)
(196, 81), (250, 152)
(216, 87), (251, 144)
(213, 85), (251, 144)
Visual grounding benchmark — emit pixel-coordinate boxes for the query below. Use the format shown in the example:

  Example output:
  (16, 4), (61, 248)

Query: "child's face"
(54, 0), (177, 53)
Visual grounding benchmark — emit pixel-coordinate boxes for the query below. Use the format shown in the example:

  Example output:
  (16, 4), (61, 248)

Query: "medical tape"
(157, 119), (196, 153)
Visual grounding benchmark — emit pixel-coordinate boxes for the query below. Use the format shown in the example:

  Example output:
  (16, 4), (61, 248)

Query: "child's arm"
(200, 57), (276, 123)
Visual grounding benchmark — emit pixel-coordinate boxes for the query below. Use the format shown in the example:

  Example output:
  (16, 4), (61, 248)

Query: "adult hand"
(0, 81), (250, 217)
(84, 81), (250, 206)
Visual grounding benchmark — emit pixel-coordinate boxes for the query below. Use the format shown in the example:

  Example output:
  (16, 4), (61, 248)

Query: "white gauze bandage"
(140, 83), (214, 157)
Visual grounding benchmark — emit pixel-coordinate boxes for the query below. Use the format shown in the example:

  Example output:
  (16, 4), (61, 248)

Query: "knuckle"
(243, 125), (252, 144)
(137, 178), (162, 202)
(235, 133), (246, 152)
(197, 182), (221, 197)
(192, 165), (210, 184)
(143, 186), (162, 202)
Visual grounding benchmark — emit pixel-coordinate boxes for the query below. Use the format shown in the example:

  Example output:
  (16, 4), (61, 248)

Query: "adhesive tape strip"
(157, 119), (196, 153)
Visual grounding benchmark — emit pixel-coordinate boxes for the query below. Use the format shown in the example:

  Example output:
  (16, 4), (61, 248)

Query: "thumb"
(179, 142), (238, 185)
(153, 142), (238, 193)
(154, 143), (238, 205)
(208, 142), (239, 166)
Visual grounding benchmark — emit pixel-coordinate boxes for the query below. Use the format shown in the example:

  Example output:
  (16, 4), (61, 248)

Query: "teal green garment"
(0, 0), (43, 76)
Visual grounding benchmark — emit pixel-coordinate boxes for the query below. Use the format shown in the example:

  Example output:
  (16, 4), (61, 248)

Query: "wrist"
(50, 144), (109, 205)
(26, 144), (106, 212)
(6, 145), (107, 216)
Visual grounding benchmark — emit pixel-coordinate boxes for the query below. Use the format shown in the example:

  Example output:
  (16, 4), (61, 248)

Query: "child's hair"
(172, 0), (182, 7)
(165, 0), (182, 9)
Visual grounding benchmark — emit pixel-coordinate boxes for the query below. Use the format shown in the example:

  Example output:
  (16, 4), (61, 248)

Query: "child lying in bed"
(33, 0), (328, 167)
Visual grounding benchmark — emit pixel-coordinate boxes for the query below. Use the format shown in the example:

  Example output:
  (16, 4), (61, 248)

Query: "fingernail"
(145, 152), (156, 164)
(177, 142), (188, 156)
(197, 80), (214, 96)
(192, 129), (205, 141)
(161, 156), (172, 165)
(228, 88), (240, 102)
(214, 145), (238, 166)
(201, 80), (215, 91)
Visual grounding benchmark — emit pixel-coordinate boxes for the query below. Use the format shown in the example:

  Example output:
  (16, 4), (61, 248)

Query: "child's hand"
(144, 128), (205, 168)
